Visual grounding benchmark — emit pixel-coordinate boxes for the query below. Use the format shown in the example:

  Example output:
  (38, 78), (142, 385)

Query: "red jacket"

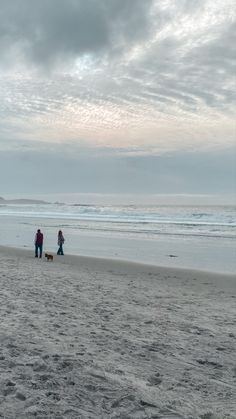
(35, 232), (43, 245)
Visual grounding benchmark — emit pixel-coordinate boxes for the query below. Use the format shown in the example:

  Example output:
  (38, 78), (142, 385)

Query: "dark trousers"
(35, 244), (43, 258)
(57, 244), (64, 255)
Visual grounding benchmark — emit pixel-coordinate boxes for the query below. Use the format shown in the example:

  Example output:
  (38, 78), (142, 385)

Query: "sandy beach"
(0, 246), (235, 419)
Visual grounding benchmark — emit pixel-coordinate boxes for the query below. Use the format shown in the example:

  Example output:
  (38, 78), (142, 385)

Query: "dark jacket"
(58, 234), (65, 246)
(35, 232), (43, 245)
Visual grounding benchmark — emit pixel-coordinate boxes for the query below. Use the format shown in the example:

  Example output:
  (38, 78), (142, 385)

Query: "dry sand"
(0, 246), (235, 419)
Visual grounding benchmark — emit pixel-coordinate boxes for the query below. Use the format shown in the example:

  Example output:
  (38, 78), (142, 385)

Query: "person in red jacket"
(35, 229), (44, 258)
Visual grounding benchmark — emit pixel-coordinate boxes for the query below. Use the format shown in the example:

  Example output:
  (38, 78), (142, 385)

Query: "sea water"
(0, 201), (235, 273)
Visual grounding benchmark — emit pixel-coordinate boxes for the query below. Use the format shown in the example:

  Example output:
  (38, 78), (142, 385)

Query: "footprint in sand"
(147, 372), (162, 386)
(2, 385), (15, 397)
(15, 391), (26, 401)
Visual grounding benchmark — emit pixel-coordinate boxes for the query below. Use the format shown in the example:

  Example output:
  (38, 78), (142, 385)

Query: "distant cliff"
(0, 197), (50, 204)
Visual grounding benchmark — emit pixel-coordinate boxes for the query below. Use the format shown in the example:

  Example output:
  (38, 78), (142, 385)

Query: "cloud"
(0, 0), (154, 69)
(0, 0), (235, 160)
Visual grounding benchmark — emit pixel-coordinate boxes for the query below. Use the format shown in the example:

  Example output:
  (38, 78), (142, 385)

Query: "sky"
(0, 0), (235, 203)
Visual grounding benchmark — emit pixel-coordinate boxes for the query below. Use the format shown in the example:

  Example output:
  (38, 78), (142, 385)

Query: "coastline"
(0, 222), (235, 274)
(0, 203), (235, 275)
(1, 244), (236, 279)
(0, 245), (235, 418)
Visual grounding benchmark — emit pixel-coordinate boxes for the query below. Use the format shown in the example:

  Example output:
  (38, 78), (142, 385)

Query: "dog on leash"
(45, 253), (53, 261)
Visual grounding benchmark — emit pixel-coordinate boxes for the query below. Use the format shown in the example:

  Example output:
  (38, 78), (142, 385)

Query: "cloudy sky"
(0, 0), (235, 202)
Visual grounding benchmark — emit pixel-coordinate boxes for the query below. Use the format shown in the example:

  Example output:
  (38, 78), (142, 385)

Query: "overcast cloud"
(0, 0), (235, 198)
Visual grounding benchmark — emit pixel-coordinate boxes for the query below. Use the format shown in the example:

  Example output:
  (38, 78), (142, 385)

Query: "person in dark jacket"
(57, 230), (65, 255)
(35, 229), (44, 258)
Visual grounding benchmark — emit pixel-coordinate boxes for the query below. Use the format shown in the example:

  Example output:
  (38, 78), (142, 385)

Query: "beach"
(0, 202), (235, 274)
(0, 246), (235, 419)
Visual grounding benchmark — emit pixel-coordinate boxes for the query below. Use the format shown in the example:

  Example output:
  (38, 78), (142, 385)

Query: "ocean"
(0, 201), (235, 273)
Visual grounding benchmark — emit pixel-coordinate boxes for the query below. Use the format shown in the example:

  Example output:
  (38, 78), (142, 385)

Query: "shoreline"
(0, 208), (235, 275)
(1, 244), (235, 280)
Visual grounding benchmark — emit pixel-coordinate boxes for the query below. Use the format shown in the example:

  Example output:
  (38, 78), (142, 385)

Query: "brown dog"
(45, 253), (53, 261)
